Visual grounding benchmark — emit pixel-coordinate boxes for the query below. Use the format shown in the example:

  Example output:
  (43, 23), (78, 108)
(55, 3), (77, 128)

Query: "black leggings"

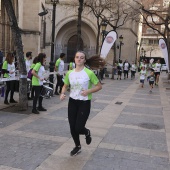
(124, 70), (128, 78)
(5, 80), (15, 101)
(32, 86), (43, 110)
(55, 75), (64, 93)
(68, 97), (91, 147)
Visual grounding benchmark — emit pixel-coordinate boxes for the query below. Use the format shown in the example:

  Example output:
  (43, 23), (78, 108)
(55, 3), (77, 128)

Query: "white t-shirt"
(155, 63), (161, 72)
(124, 63), (129, 71)
(64, 67), (99, 100)
(140, 70), (146, 80)
(37, 66), (45, 85)
(7, 62), (15, 77)
(118, 63), (123, 70)
(56, 58), (64, 75)
(25, 59), (31, 73)
(131, 64), (136, 71)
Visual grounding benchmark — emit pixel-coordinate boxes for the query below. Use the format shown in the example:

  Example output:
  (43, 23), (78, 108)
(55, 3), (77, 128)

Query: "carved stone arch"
(55, 15), (97, 37)
(55, 19), (95, 61)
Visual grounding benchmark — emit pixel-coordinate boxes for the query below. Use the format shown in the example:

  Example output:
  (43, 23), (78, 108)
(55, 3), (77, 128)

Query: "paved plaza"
(0, 72), (170, 170)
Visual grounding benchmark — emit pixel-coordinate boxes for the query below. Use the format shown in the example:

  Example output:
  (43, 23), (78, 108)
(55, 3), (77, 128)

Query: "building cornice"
(20, 29), (40, 35)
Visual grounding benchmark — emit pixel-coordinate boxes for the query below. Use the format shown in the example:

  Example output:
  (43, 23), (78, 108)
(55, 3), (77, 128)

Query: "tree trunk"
(168, 5), (170, 80)
(77, 0), (84, 50)
(111, 43), (116, 79)
(96, 17), (100, 54)
(3, 0), (28, 110)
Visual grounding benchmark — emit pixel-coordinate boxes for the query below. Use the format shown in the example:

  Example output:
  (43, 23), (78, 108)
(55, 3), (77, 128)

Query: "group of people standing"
(116, 59), (137, 80)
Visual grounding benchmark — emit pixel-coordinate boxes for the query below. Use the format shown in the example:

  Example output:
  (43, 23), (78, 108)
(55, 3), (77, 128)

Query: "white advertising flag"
(100, 31), (117, 59)
(159, 38), (169, 72)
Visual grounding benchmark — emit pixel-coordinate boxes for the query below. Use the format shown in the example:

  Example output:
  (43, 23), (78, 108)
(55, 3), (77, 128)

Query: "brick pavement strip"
(0, 75), (170, 169)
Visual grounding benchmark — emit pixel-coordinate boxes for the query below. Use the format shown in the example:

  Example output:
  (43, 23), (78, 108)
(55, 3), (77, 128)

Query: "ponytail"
(85, 55), (106, 69)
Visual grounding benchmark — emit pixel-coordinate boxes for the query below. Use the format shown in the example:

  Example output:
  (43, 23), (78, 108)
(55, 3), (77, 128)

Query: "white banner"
(159, 38), (169, 72)
(100, 30), (117, 59)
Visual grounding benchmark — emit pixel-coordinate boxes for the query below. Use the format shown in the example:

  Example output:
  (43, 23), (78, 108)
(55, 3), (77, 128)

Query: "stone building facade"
(0, 0), (141, 67)
(141, 0), (169, 62)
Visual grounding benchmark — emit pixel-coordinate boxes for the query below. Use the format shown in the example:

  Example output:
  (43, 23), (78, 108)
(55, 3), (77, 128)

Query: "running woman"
(153, 59), (161, 86)
(131, 61), (137, 80)
(139, 66), (147, 88)
(147, 71), (155, 93)
(117, 60), (123, 80)
(60, 51), (104, 156)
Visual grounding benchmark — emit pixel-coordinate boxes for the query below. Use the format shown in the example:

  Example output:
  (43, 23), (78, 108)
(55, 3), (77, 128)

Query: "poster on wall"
(100, 31), (117, 59)
(159, 38), (169, 72)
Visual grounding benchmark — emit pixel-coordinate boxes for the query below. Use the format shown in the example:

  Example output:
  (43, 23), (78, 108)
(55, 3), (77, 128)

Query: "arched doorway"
(67, 35), (84, 62)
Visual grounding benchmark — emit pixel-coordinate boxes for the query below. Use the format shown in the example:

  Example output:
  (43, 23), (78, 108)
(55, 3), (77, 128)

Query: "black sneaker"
(10, 99), (18, 103)
(55, 92), (59, 95)
(28, 97), (33, 100)
(37, 107), (47, 111)
(32, 109), (39, 114)
(70, 146), (81, 156)
(4, 100), (9, 105)
(85, 129), (92, 145)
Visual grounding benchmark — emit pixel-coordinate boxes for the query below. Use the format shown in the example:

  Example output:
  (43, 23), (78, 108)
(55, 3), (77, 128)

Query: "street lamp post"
(150, 47), (154, 58)
(135, 42), (139, 64)
(118, 35), (123, 62)
(101, 19), (107, 42)
(49, 0), (59, 89)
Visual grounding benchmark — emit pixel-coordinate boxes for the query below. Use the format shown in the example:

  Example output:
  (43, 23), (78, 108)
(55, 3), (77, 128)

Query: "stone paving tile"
(82, 148), (170, 170)
(129, 98), (161, 105)
(91, 102), (108, 111)
(135, 89), (160, 95)
(97, 90), (121, 96)
(0, 134), (61, 170)
(93, 94), (115, 101)
(88, 111), (99, 120)
(132, 94), (160, 100)
(0, 112), (29, 128)
(18, 118), (71, 138)
(123, 105), (162, 115)
(49, 107), (68, 118)
(115, 114), (165, 129)
(102, 127), (167, 152)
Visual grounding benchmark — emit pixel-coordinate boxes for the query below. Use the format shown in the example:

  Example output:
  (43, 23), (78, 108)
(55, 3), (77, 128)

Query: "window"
(163, 0), (169, 8)
(148, 39), (158, 45)
(146, 28), (158, 34)
(147, 16), (159, 22)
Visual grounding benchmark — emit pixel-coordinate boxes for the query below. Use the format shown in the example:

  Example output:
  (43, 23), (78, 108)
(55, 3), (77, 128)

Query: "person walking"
(31, 53), (47, 114)
(153, 59), (161, 86)
(60, 51), (104, 156)
(2, 53), (17, 104)
(131, 61), (137, 80)
(69, 57), (75, 70)
(25, 51), (32, 100)
(117, 60), (123, 80)
(147, 71), (155, 93)
(54, 53), (65, 95)
(139, 66), (147, 88)
(123, 60), (130, 79)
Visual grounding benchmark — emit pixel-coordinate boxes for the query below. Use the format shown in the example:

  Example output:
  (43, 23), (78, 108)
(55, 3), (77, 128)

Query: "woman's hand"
(60, 93), (66, 100)
(81, 89), (88, 96)
(39, 77), (44, 81)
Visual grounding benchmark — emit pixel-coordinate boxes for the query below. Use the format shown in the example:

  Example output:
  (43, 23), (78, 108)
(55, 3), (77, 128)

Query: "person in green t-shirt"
(31, 53), (47, 114)
(60, 51), (105, 156)
(2, 52), (17, 104)
(69, 57), (75, 70)
(28, 56), (38, 99)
